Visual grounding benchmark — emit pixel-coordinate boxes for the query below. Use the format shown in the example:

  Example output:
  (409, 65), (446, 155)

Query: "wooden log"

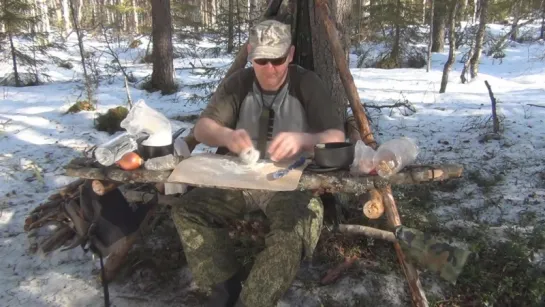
(30, 198), (62, 215)
(59, 178), (85, 197)
(381, 186), (429, 307)
(337, 224), (396, 242)
(26, 210), (66, 231)
(313, 1), (428, 305)
(91, 180), (120, 196)
(363, 189), (384, 219)
(39, 225), (75, 254)
(63, 163), (463, 194)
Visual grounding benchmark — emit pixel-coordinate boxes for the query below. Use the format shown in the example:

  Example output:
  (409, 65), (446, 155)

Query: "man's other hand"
(268, 132), (313, 162)
(226, 129), (253, 154)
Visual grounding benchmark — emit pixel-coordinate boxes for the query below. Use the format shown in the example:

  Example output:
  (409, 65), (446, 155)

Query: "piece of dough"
(239, 147), (260, 165)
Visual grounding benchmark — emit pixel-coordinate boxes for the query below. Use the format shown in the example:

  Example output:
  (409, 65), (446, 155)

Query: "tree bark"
(227, 0), (234, 53)
(63, 158), (463, 194)
(62, 0), (70, 36)
(150, 0), (176, 94)
(8, 31), (21, 87)
(427, 0), (434, 72)
(69, 0), (93, 102)
(132, 0), (139, 32)
(469, 0), (487, 80)
(541, 0), (545, 40)
(431, 1), (446, 52)
(308, 0), (352, 122)
(439, 0), (459, 93)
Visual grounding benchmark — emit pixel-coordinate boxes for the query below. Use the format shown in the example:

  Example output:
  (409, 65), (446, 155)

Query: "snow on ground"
(1, 23), (544, 306)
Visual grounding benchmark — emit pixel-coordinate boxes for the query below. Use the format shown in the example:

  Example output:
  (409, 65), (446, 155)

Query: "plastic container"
(94, 132), (138, 166)
(350, 140), (376, 174)
(372, 137), (419, 178)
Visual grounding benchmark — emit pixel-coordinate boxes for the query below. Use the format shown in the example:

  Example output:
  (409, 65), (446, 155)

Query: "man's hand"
(267, 132), (314, 162)
(225, 129), (253, 155)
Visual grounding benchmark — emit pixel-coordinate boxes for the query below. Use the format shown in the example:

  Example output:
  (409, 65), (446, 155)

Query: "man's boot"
(206, 271), (243, 307)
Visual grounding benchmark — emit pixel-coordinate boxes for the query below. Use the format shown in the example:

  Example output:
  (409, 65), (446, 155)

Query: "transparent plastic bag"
(373, 137), (419, 178)
(350, 140), (376, 175)
(120, 99), (172, 147)
(163, 136), (192, 195)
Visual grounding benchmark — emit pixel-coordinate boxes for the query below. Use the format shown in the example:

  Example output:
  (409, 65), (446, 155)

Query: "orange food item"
(116, 152), (143, 170)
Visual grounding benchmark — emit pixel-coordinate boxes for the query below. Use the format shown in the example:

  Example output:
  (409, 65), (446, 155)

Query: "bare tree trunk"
(309, 0), (352, 121)
(439, 0), (459, 93)
(427, 0), (434, 72)
(541, 0), (545, 40)
(40, 0), (51, 33)
(227, 0), (234, 53)
(52, 0), (62, 30)
(150, 0), (176, 94)
(472, 0), (478, 23)
(8, 31), (21, 87)
(62, 0), (70, 35)
(469, 0), (488, 80)
(132, 0), (139, 32)
(211, 0), (217, 25)
(509, 0), (521, 42)
(69, 0), (94, 102)
(77, 0), (83, 27)
(432, 1), (446, 52)
(249, 0), (257, 27)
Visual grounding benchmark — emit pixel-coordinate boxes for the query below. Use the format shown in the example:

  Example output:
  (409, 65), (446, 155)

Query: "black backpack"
(62, 179), (157, 306)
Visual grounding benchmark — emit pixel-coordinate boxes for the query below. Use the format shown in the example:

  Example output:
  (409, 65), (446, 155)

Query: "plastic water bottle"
(94, 132), (138, 166)
(373, 137), (419, 178)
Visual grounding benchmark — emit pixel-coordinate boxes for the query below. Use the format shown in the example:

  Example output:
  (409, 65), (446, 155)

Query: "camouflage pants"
(171, 187), (323, 307)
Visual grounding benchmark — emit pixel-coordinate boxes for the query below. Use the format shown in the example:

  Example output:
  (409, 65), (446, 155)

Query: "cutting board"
(167, 153), (309, 191)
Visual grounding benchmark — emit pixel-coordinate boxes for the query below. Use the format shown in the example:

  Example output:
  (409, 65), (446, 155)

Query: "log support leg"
(380, 187), (429, 307)
(313, 0), (428, 305)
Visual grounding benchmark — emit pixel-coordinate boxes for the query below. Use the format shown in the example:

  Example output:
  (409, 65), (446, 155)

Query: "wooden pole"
(313, 0), (429, 305)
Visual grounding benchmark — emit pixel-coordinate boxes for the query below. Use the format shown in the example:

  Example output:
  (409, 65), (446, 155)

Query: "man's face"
(249, 45), (295, 91)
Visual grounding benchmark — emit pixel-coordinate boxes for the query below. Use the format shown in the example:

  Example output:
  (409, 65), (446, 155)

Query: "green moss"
(94, 106), (129, 135)
(65, 100), (95, 114)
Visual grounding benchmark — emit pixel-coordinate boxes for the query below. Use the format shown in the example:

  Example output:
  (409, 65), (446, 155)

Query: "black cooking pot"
(137, 143), (174, 160)
(313, 142), (355, 169)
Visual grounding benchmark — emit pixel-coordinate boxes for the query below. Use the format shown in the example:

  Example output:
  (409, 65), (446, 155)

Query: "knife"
(267, 156), (307, 180)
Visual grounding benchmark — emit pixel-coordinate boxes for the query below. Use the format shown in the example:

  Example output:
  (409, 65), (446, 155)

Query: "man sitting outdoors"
(171, 19), (346, 307)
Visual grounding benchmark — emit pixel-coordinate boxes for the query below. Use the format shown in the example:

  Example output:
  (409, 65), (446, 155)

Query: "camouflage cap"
(248, 20), (291, 61)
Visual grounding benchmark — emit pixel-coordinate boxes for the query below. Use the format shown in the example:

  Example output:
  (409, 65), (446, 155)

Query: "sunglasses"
(254, 56), (288, 66)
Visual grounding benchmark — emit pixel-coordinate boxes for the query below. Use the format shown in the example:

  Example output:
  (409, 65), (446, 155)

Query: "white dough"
(239, 147), (260, 165)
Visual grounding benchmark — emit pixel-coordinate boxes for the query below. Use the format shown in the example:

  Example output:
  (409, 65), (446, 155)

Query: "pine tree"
(0, 0), (37, 87)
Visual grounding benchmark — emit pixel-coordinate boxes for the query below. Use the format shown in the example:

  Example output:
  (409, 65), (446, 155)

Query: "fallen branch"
(337, 224), (396, 242)
(363, 101), (416, 113)
(527, 104), (545, 109)
(320, 255), (359, 285)
(484, 80), (500, 133)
